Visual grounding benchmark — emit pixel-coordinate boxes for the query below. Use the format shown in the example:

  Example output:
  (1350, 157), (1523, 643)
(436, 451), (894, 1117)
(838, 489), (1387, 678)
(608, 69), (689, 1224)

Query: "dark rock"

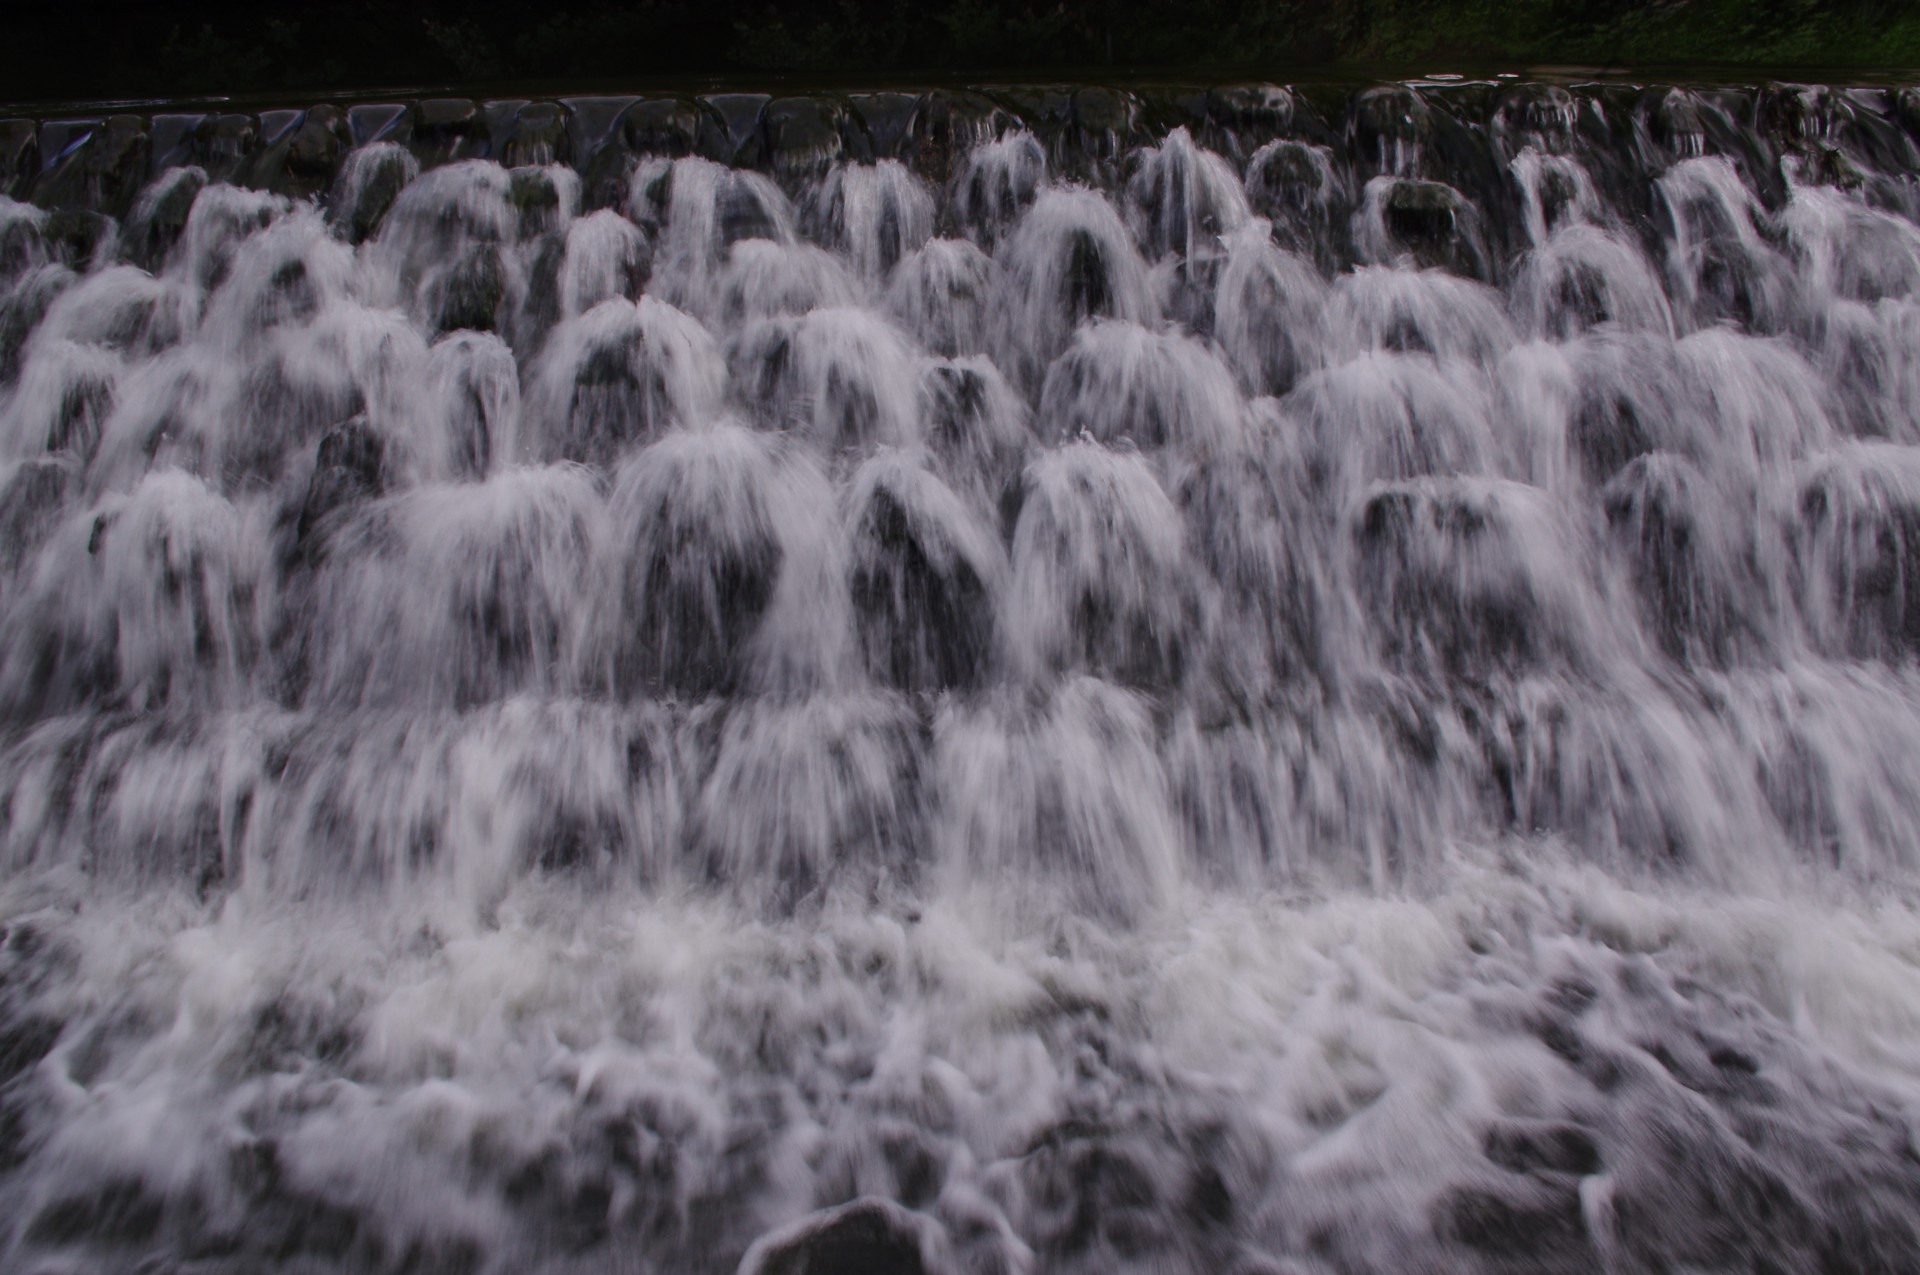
(36, 351), (115, 457)
(759, 96), (865, 189)
(1384, 178), (1462, 241)
(261, 1192), (361, 1261)
(1896, 87), (1920, 142)
(1797, 456), (1920, 658)
(1759, 83), (1830, 152)
(740, 1198), (939, 1275)
(1200, 84), (1296, 163)
(245, 106), (350, 198)
(512, 232), (566, 351)
(196, 113), (260, 183)
(1070, 86), (1137, 139)
(1354, 483), (1555, 677)
(850, 92), (920, 162)
(502, 102), (571, 168)
(1568, 334), (1687, 483)
(1185, 1162), (1233, 1228)
(1649, 88), (1709, 158)
(579, 97), (717, 211)
(348, 103), (412, 149)
(1208, 84), (1295, 137)
(412, 98), (489, 165)
(623, 97), (724, 160)
(31, 115), (149, 216)
(1434, 1180), (1588, 1261)
(1021, 1130), (1171, 1261)
(1485, 1119), (1602, 1176)
(1603, 453), (1756, 664)
(578, 142), (638, 214)
(0, 120), (38, 200)
(287, 105), (350, 181)
(1353, 86), (1433, 173)
(1379, 179), (1488, 278)
(849, 478), (996, 692)
(561, 96), (634, 166)
(1246, 140), (1334, 218)
(1803, 144), (1867, 189)
(701, 93), (772, 164)
(293, 418), (385, 567)
(619, 500), (781, 697)
(1059, 87), (1141, 180)
(906, 90), (1010, 186)
(1494, 84), (1579, 156)
(26, 1176), (164, 1246)
(509, 166), (568, 238)
(430, 243), (506, 334)
(329, 144), (414, 245)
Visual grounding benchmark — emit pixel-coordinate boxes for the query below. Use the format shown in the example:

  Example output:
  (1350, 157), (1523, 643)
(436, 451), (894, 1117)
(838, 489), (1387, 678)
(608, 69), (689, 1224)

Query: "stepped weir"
(0, 78), (1918, 1274)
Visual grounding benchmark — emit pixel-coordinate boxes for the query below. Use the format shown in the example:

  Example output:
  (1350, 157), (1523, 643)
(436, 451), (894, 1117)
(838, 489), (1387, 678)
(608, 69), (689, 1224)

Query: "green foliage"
(157, 18), (306, 94)
(422, 18), (504, 81)
(1358, 0), (1920, 67)
(732, 1), (903, 71)
(931, 2), (1085, 66)
(6, 0), (1920, 105)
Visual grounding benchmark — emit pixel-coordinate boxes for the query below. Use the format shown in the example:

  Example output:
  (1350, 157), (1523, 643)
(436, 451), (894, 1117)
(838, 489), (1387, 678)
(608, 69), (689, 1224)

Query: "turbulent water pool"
(1, 77), (1919, 1274)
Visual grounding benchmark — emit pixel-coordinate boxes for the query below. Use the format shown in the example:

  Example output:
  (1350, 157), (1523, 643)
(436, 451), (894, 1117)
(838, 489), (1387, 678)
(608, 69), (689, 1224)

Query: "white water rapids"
(0, 80), (1919, 1273)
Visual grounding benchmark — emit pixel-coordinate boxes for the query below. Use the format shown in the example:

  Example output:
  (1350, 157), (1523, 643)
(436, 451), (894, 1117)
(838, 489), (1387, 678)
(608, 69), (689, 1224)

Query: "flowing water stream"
(1, 77), (1919, 1274)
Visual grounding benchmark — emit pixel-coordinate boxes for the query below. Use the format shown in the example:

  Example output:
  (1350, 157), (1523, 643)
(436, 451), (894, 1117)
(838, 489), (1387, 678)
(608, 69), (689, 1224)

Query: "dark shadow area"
(4, 0), (1919, 107)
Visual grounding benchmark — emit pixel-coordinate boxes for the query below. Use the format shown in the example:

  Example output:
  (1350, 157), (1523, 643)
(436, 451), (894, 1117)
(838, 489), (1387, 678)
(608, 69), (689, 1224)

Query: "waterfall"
(2, 78), (1920, 1275)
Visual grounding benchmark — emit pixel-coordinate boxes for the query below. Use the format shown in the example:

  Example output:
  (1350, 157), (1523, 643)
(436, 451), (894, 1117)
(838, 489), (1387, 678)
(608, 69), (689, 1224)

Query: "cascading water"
(1, 77), (1920, 1274)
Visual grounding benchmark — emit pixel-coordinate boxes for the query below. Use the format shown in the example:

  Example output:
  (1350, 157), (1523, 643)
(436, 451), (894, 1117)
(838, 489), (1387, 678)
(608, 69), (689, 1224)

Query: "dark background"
(5, 0), (1918, 104)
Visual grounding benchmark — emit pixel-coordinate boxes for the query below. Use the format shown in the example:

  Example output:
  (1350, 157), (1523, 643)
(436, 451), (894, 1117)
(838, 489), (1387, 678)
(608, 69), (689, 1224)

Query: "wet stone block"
(1206, 84), (1295, 144)
(37, 115), (150, 217)
(329, 144), (415, 246)
(288, 105), (351, 182)
(411, 98), (490, 165)
(1352, 86), (1433, 173)
(502, 102), (571, 169)
(189, 113), (260, 183)
(759, 96), (865, 190)
(1601, 454), (1747, 663)
(0, 120), (39, 199)
(1384, 179), (1462, 243)
(431, 243), (507, 334)
(850, 92), (920, 163)
(292, 418), (385, 567)
(906, 90), (1011, 187)
(1495, 85), (1579, 154)
(849, 484), (995, 693)
(0, 1011), (59, 1084)
(508, 165), (568, 238)
(1063, 87), (1142, 173)
(623, 97), (721, 160)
